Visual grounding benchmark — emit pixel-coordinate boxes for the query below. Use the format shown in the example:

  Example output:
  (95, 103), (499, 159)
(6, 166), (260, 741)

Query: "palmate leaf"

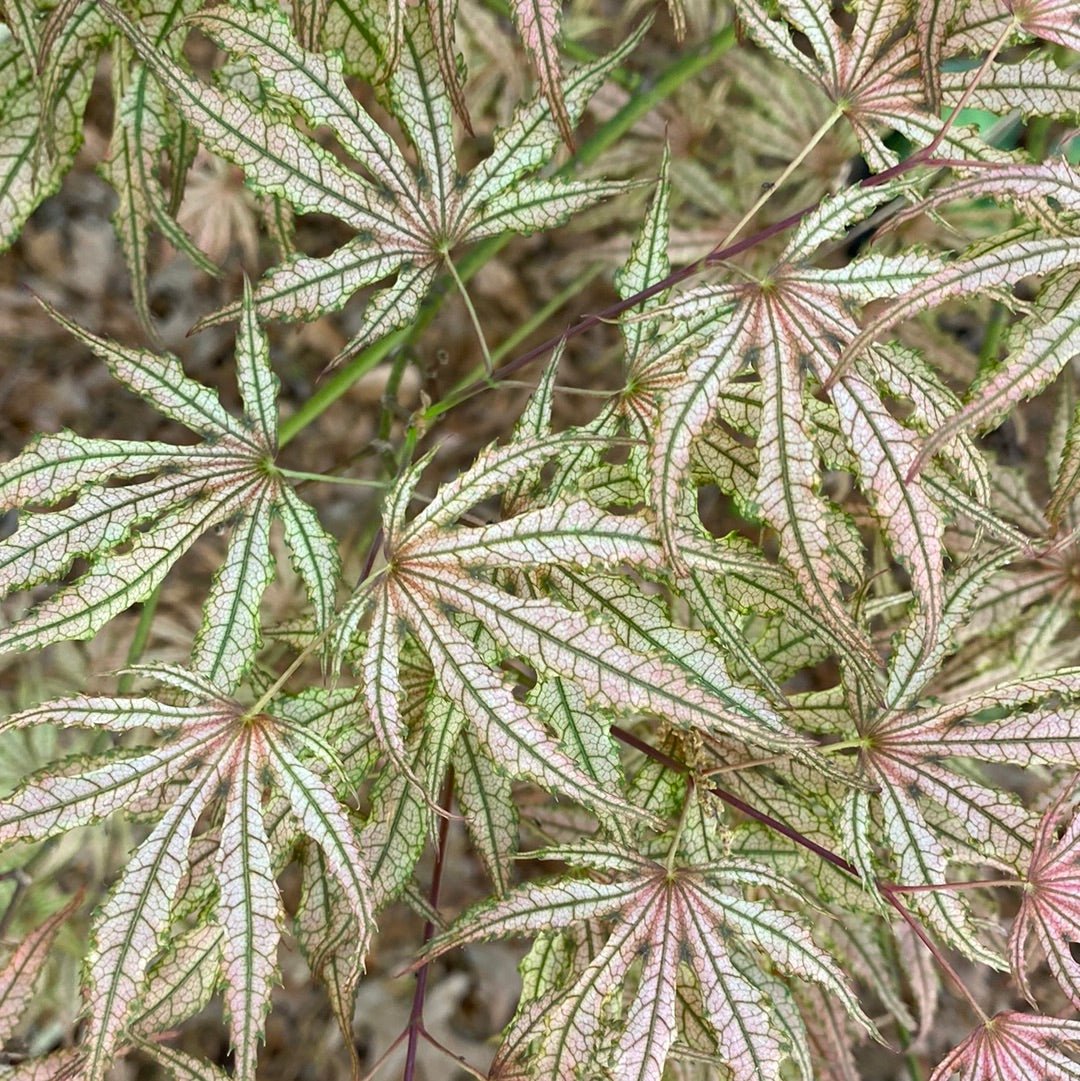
(0, 12), (89, 251)
(956, 0), (1080, 57)
(335, 433), (817, 830)
(0, 1), (219, 337)
(0, 288), (340, 690)
(398, 0), (687, 146)
(98, 0), (220, 340)
(846, 668), (1080, 964)
(732, 0), (1012, 170)
(421, 842), (876, 1081)
(0, 668), (375, 1081)
(929, 1013), (1080, 1081)
(651, 182), (948, 687)
(113, 3), (637, 363)
(1010, 783), (1080, 1010)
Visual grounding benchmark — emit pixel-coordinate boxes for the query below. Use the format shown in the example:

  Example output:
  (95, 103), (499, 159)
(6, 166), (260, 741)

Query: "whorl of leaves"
(1, 2), (1080, 1081)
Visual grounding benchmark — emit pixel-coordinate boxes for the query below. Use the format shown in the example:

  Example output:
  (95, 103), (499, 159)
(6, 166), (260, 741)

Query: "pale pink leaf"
(0, 889), (83, 1043)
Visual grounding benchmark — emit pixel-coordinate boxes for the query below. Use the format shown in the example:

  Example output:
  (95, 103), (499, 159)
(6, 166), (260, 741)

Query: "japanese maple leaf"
(1010, 784), (1080, 1010)
(114, 4), (634, 364)
(0, 1), (221, 338)
(416, 0), (687, 146)
(333, 433), (817, 827)
(929, 1012), (1080, 1081)
(927, 362), (1080, 677)
(734, 0), (1074, 170)
(0, 665), (375, 1081)
(843, 667), (1080, 964)
(651, 183), (947, 687)
(956, 0), (1080, 54)
(421, 841), (875, 1081)
(0, 290), (340, 691)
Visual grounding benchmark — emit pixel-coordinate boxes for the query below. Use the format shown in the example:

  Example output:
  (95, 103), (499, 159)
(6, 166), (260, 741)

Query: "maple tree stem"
(884, 897), (991, 1024)
(403, 770), (456, 1081)
(247, 620), (334, 716)
(357, 1031), (408, 1081)
(276, 468), (387, 488)
(819, 738), (866, 756)
(444, 253), (496, 378)
(718, 106), (843, 250)
(887, 878), (1020, 894)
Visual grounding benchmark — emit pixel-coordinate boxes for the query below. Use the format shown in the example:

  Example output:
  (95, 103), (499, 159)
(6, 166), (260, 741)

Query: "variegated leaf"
(0, 293), (339, 688)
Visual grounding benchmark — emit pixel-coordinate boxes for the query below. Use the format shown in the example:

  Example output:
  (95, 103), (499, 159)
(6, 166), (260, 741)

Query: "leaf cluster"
(1, 2), (1080, 1081)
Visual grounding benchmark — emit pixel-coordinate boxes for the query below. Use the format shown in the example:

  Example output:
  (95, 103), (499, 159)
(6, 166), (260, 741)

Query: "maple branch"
(357, 1031), (409, 1081)
(885, 898), (991, 1025)
(402, 770), (457, 1081)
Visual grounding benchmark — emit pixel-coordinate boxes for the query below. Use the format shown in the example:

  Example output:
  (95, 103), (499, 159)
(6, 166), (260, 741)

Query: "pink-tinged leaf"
(929, 1012), (1080, 1081)
(0, 431), (185, 507)
(919, 0), (964, 113)
(402, 434), (595, 542)
(2, 1048), (83, 1081)
(42, 303), (255, 449)
(830, 371), (944, 685)
(294, 847), (364, 1077)
(912, 274), (1080, 480)
(0, 889), (83, 1043)
(836, 236), (1080, 386)
(942, 55), (1080, 121)
(136, 1041), (233, 1081)
(1, 694), (219, 735)
(216, 731), (282, 1081)
(511, 0), (573, 147)
(264, 735), (375, 972)
(0, 671), (377, 1081)
(348, 430), (819, 825)
(393, 579), (651, 828)
(1010, 0), (1080, 50)
(191, 493), (275, 694)
(84, 752), (229, 1081)
(423, 850), (874, 1080)
(0, 294), (337, 677)
(1010, 786), (1080, 1009)
(0, 729), (227, 848)
(361, 583), (422, 789)
(132, 924), (224, 1037)
(734, 0), (1010, 169)
(421, 571), (804, 755)
(116, 3), (628, 359)
(425, 0), (472, 133)
(452, 728), (518, 896)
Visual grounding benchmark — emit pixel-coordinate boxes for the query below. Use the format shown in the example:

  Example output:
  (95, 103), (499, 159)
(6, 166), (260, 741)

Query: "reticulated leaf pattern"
(2, 3), (1080, 1081)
